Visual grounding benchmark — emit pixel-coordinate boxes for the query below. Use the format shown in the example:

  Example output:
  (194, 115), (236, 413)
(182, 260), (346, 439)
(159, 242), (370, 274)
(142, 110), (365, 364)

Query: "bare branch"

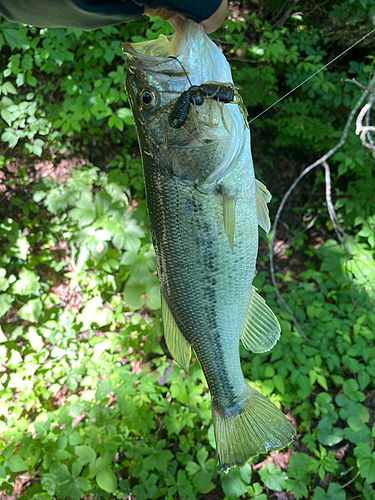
(341, 470), (360, 489)
(365, 99), (375, 147)
(322, 160), (358, 309)
(356, 101), (375, 157)
(340, 78), (369, 92)
(269, 75), (374, 340)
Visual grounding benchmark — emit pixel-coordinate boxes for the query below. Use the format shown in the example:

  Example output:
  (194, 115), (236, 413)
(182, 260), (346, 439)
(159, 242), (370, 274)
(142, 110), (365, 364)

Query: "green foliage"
(1, 1), (375, 500)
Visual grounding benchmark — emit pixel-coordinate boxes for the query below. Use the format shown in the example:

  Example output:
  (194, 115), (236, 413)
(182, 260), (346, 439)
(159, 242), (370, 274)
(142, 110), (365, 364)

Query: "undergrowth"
(1, 1), (375, 499)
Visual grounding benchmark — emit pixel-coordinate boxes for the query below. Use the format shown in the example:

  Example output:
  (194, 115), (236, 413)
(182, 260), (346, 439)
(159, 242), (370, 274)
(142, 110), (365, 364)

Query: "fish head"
(122, 23), (245, 186)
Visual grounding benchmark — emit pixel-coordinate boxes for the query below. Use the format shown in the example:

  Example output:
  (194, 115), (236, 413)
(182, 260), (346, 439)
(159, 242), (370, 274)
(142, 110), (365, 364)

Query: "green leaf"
(26, 326), (44, 352)
(12, 268), (40, 295)
(0, 269), (9, 292)
(344, 416), (371, 444)
(75, 477), (91, 491)
(143, 445), (173, 472)
(68, 432), (84, 446)
(132, 484), (147, 500)
(18, 298), (42, 322)
(194, 470), (215, 493)
(313, 483), (346, 500)
(336, 394), (364, 420)
(0, 293), (12, 318)
(288, 453), (316, 477)
(286, 477), (309, 500)
(146, 281), (161, 310)
(239, 463), (252, 484)
(96, 468), (117, 493)
(56, 467), (84, 500)
(58, 435), (68, 450)
(0, 327), (5, 342)
(124, 277), (144, 310)
(273, 374), (285, 394)
(3, 26), (28, 50)
(10, 236), (30, 260)
(247, 481), (267, 499)
(54, 449), (73, 460)
(259, 463), (287, 491)
(196, 447), (208, 467)
(317, 427), (344, 446)
(7, 348), (22, 368)
(176, 469), (196, 500)
(354, 443), (375, 483)
(75, 445), (96, 465)
(221, 467), (249, 499)
(358, 371), (370, 390)
(343, 379), (365, 402)
(71, 460), (83, 478)
(41, 472), (57, 495)
(186, 461), (200, 475)
(6, 455), (27, 473)
(96, 378), (113, 401)
(69, 205), (96, 228)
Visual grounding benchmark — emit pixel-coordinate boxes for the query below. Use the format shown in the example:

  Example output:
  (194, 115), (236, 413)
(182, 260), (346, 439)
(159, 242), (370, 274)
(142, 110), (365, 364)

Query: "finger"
(200, 0), (228, 34)
(144, 7), (175, 21)
(168, 14), (186, 34)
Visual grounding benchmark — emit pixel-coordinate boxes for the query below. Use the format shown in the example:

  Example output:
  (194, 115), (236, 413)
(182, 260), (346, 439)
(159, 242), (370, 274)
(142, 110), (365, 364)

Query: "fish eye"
(139, 89), (156, 110)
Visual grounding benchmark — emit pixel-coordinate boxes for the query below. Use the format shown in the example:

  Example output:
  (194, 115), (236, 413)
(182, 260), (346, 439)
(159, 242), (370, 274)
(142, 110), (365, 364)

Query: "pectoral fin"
(255, 180), (272, 233)
(161, 293), (191, 372)
(240, 287), (281, 352)
(223, 189), (237, 251)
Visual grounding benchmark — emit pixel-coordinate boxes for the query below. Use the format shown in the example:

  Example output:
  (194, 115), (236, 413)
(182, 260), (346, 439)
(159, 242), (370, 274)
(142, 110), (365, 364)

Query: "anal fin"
(161, 293), (191, 372)
(241, 287), (281, 353)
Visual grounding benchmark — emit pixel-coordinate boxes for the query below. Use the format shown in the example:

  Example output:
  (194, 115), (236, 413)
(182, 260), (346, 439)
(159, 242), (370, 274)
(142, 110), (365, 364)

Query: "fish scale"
(122, 21), (296, 471)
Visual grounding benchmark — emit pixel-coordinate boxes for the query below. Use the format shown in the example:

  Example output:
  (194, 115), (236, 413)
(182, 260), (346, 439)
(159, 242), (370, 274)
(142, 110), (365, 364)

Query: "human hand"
(144, 0), (228, 35)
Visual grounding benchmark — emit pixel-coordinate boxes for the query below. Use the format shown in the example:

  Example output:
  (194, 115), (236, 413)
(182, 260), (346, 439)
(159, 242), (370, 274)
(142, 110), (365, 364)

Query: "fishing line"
(248, 27), (375, 124)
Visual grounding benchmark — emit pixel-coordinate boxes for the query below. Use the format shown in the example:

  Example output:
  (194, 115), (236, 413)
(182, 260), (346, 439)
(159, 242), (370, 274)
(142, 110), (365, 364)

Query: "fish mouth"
(168, 138), (219, 148)
(122, 36), (185, 75)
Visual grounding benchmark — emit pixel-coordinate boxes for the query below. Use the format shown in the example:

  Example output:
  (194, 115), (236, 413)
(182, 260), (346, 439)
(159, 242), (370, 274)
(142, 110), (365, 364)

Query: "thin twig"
(356, 101), (375, 157)
(322, 160), (358, 309)
(340, 465), (357, 476)
(341, 470), (360, 489)
(365, 96), (375, 146)
(271, 0), (300, 29)
(269, 78), (372, 340)
(340, 78), (369, 92)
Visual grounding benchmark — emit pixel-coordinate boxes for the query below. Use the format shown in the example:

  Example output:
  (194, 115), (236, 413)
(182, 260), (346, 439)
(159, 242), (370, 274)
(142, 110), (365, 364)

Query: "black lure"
(168, 57), (235, 129)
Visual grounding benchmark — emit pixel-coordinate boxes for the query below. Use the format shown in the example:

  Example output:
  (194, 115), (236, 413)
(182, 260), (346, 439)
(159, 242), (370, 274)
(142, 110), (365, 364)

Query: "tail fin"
(211, 384), (295, 471)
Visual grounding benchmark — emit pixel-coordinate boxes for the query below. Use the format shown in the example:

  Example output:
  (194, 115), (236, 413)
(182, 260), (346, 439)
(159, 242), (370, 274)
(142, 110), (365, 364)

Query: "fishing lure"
(167, 57), (248, 129)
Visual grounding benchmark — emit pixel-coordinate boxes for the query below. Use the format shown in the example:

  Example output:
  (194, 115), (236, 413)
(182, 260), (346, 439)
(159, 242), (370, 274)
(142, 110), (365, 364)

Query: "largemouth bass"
(122, 21), (295, 471)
